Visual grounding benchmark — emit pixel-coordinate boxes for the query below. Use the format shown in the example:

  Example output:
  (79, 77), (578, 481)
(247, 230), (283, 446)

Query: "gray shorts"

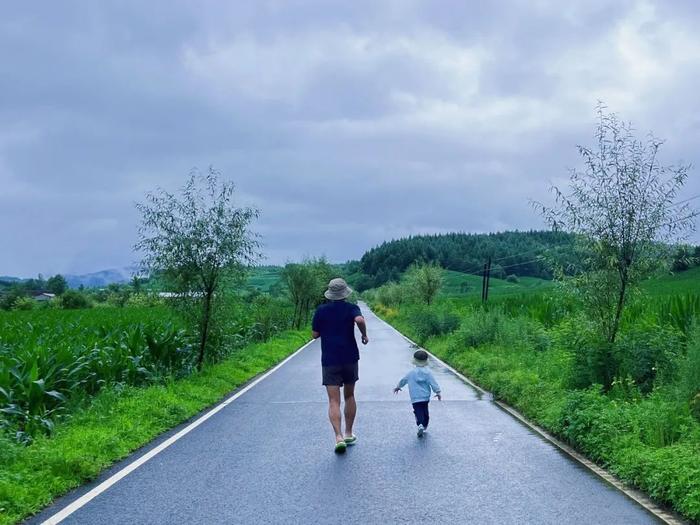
(322, 362), (359, 386)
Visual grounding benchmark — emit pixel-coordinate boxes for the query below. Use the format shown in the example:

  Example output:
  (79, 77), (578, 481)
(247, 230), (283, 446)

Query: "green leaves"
(0, 307), (190, 443)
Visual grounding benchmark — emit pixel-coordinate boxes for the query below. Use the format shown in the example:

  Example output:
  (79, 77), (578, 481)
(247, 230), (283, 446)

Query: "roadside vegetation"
(0, 172), (332, 524)
(0, 329), (307, 525)
(367, 270), (700, 521)
(365, 107), (700, 521)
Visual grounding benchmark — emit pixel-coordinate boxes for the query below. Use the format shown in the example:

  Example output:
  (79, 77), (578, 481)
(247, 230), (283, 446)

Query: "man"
(312, 277), (369, 453)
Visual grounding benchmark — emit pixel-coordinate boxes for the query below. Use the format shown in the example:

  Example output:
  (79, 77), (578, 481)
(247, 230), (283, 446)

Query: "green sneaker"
(334, 441), (347, 454)
(344, 435), (357, 446)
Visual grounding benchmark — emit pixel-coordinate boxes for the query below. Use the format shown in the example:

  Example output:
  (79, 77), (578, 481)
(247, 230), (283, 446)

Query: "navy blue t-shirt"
(312, 300), (362, 366)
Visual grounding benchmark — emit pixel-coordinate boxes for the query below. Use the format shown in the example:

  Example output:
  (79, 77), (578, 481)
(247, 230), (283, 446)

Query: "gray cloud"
(2, 0), (699, 277)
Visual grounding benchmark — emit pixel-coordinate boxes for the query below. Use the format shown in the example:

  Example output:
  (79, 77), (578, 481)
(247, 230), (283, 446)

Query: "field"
(0, 307), (190, 442)
(642, 266), (700, 296)
(246, 266), (284, 293)
(441, 269), (554, 297)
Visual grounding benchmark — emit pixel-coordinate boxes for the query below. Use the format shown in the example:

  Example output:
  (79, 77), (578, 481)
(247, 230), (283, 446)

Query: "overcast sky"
(2, 0), (700, 277)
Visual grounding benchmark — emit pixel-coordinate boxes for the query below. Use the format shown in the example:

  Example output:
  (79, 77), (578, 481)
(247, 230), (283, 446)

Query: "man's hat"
(324, 278), (352, 300)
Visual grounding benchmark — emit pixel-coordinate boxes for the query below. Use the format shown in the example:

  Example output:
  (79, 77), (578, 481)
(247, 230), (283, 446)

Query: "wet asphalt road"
(35, 303), (659, 524)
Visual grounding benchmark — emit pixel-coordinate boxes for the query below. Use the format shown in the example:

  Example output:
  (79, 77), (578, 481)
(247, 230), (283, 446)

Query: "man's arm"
(355, 315), (369, 344)
(311, 308), (321, 339)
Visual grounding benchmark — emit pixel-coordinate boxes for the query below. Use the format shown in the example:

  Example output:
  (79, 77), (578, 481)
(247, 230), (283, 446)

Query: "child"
(393, 350), (441, 437)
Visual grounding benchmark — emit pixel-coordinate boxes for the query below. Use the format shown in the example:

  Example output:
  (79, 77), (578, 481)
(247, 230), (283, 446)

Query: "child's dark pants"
(412, 401), (430, 428)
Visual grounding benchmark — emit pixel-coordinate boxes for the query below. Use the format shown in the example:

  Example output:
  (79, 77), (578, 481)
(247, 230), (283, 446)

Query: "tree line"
(353, 230), (579, 290)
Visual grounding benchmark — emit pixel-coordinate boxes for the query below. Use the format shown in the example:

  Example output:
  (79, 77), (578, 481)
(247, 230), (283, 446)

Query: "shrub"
(60, 290), (92, 309)
(409, 308), (460, 344)
(11, 297), (35, 311)
(506, 274), (519, 283)
(634, 393), (693, 448)
(375, 282), (408, 308)
(453, 308), (502, 348)
(125, 293), (164, 308)
(405, 263), (443, 305)
(553, 317), (610, 389)
(676, 327), (700, 420)
(614, 322), (683, 393)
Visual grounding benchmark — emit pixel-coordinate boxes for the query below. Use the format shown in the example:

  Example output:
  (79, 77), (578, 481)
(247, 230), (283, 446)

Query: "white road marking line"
(41, 338), (316, 525)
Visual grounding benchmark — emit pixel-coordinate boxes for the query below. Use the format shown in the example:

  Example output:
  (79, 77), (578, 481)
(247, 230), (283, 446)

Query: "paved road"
(35, 303), (659, 524)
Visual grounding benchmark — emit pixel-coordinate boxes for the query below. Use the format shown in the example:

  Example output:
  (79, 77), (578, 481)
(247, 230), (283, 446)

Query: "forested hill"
(353, 230), (576, 290)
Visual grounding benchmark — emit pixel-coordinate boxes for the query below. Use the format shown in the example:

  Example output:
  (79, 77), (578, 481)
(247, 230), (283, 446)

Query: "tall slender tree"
(535, 104), (696, 384)
(136, 168), (260, 369)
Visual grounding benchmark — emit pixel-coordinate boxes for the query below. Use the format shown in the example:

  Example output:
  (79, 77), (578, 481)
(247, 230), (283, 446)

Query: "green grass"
(443, 264), (700, 301)
(0, 329), (308, 525)
(642, 266), (700, 297)
(246, 266), (283, 293)
(441, 270), (554, 297)
(1, 307), (191, 441)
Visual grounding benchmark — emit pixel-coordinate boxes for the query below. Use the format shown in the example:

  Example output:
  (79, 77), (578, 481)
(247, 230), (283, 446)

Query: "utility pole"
(481, 257), (492, 302)
(484, 257), (492, 302)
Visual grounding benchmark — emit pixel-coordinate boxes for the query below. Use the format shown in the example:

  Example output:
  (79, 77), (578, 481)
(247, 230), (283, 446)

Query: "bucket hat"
(324, 278), (352, 300)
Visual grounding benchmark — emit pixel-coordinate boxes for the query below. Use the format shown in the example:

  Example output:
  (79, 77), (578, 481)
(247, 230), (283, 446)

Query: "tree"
(136, 168), (260, 369)
(60, 290), (91, 309)
(536, 105), (696, 384)
(282, 258), (333, 329)
(46, 274), (68, 295)
(131, 276), (143, 293)
(406, 262), (443, 305)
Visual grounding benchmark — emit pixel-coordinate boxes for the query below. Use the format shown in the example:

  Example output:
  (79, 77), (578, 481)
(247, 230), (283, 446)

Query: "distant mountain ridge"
(65, 267), (138, 288)
(0, 267), (138, 289)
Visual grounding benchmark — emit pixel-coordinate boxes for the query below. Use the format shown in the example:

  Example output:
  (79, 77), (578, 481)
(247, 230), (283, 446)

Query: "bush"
(125, 293), (164, 308)
(634, 392), (694, 448)
(60, 290), (92, 309)
(409, 308), (460, 344)
(553, 317), (610, 389)
(676, 327), (700, 420)
(11, 297), (35, 311)
(375, 282), (408, 308)
(506, 274), (519, 283)
(614, 322), (683, 393)
(405, 263), (443, 305)
(453, 308), (502, 348)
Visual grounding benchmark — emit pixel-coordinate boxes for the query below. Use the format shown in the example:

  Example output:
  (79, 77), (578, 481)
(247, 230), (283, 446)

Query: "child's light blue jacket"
(397, 366), (441, 403)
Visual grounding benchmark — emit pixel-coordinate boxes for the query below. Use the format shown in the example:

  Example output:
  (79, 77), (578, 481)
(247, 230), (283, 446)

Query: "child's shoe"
(417, 424), (425, 437)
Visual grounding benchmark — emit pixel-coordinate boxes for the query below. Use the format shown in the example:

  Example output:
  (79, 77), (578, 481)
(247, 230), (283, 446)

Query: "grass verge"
(374, 306), (700, 523)
(0, 329), (308, 525)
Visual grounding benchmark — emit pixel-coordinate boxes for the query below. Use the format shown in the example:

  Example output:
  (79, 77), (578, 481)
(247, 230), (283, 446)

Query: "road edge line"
(373, 314), (686, 525)
(41, 338), (315, 525)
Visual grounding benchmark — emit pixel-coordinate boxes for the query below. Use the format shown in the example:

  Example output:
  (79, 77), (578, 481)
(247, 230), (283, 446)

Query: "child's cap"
(413, 350), (429, 366)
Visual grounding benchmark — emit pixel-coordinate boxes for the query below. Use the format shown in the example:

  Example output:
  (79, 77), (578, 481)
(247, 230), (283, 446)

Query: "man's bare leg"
(326, 386), (344, 443)
(343, 382), (356, 438)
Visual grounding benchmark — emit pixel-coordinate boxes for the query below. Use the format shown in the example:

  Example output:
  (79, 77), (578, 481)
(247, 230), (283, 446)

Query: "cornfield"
(0, 307), (192, 443)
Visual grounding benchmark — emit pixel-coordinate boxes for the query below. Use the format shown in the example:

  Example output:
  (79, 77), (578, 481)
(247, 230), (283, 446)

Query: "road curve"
(32, 303), (660, 524)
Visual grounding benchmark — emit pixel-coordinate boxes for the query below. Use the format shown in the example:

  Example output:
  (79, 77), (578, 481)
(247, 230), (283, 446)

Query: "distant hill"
(65, 267), (137, 288)
(354, 230), (578, 290)
(0, 267), (138, 290)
